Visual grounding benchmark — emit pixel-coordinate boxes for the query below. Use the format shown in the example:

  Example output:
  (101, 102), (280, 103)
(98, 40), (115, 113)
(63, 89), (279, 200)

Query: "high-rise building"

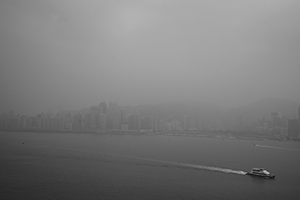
(170, 120), (181, 131)
(141, 115), (150, 130)
(190, 112), (197, 130)
(129, 113), (141, 131)
(183, 115), (188, 130)
(99, 102), (107, 114)
(72, 113), (82, 130)
(108, 102), (118, 115)
(288, 119), (299, 139)
(99, 113), (106, 130)
(149, 114), (157, 131)
(158, 119), (167, 131)
(112, 111), (121, 130)
(83, 112), (90, 130)
(89, 107), (98, 129)
(196, 115), (203, 131)
(271, 112), (282, 128)
(120, 109), (128, 125)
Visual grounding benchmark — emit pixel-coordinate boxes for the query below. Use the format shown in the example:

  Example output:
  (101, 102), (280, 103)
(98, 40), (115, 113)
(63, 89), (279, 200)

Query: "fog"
(1, 0), (300, 115)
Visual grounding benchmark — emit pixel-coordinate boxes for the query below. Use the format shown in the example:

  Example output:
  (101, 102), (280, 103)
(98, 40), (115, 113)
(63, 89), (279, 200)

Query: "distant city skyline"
(1, 99), (299, 140)
(1, 96), (300, 117)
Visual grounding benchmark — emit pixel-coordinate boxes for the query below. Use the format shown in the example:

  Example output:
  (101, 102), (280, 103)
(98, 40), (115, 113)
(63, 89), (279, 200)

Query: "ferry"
(246, 168), (275, 179)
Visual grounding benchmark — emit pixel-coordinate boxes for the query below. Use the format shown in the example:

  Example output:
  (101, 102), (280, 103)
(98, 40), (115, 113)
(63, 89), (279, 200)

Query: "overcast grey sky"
(0, 0), (299, 115)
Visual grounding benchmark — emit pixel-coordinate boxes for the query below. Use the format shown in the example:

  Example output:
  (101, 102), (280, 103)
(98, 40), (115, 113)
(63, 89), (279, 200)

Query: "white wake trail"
(254, 144), (299, 151)
(181, 163), (247, 175)
(103, 153), (247, 175)
(127, 156), (247, 175)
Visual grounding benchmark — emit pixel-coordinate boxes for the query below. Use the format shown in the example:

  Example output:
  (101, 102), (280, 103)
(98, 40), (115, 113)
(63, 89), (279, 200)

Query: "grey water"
(1, 131), (300, 200)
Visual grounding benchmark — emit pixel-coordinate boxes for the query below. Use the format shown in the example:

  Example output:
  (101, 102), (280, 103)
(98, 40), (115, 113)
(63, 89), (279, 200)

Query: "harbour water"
(1, 131), (300, 199)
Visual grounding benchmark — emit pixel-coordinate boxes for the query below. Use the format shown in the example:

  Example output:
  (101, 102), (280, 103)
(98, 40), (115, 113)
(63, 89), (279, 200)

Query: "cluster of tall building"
(81, 102), (143, 131)
(0, 101), (209, 132)
(1, 102), (300, 139)
(255, 108), (300, 140)
(0, 102), (137, 132)
(256, 112), (288, 139)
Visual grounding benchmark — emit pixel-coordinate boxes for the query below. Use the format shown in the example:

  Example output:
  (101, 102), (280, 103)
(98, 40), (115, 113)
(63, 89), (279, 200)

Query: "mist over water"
(1, 1), (300, 199)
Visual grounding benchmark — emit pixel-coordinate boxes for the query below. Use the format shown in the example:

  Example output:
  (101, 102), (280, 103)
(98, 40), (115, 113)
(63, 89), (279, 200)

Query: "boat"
(246, 168), (275, 179)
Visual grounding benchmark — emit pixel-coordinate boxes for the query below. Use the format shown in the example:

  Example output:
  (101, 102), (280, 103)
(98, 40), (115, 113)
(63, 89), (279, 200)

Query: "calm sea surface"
(1, 131), (300, 200)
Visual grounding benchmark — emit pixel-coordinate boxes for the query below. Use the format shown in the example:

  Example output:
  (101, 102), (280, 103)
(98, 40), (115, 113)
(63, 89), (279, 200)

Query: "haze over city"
(1, 0), (299, 115)
(1, 1), (300, 199)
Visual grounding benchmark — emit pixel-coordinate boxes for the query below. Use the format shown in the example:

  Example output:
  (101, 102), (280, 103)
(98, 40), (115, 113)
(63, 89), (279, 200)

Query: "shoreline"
(0, 129), (276, 142)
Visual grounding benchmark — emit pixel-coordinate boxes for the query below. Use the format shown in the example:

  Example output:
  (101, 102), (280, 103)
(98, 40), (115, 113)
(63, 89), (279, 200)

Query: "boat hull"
(246, 172), (275, 179)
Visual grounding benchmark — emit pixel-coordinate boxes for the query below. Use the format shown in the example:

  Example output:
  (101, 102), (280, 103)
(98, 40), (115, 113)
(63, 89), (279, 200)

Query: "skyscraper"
(112, 111), (121, 130)
(149, 114), (157, 131)
(99, 102), (107, 114)
(99, 113), (106, 130)
(129, 113), (141, 131)
(90, 106), (100, 129)
(288, 119), (299, 139)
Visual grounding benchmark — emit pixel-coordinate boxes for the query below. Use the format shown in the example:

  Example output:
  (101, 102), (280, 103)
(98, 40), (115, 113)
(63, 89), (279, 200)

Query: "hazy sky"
(1, 0), (300, 115)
